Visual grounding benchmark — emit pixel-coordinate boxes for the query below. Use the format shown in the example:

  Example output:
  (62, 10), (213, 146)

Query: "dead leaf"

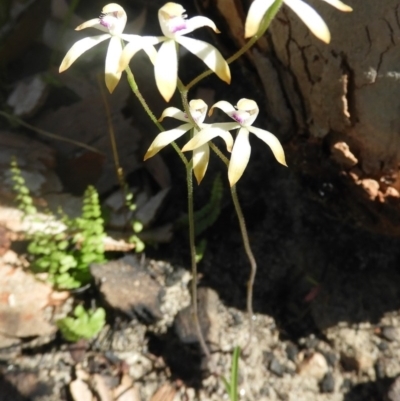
(113, 374), (140, 401)
(150, 383), (176, 401)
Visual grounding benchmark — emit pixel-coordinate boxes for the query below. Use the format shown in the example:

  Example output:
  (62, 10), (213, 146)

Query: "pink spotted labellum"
(183, 99), (287, 186)
(120, 3), (231, 102)
(59, 3), (157, 93)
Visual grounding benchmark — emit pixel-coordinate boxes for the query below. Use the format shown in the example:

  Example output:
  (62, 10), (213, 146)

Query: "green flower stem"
(124, 66), (188, 167)
(186, 0), (283, 91)
(177, 78), (211, 358)
(209, 143), (257, 348)
(186, 161), (211, 358)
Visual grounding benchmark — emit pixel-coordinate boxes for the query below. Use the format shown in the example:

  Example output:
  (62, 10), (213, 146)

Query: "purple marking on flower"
(99, 17), (111, 29)
(170, 21), (188, 33)
(232, 112), (245, 124)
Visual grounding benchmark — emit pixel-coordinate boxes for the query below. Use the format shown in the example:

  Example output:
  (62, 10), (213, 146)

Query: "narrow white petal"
(76, 18), (109, 33)
(176, 36), (231, 84)
(59, 34), (110, 72)
(249, 126), (287, 166)
(119, 41), (143, 71)
(193, 144), (210, 184)
(320, 0), (353, 12)
(159, 107), (188, 122)
(228, 128), (251, 186)
(155, 40), (178, 102)
(105, 36), (122, 93)
(182, 127), (234, 152)
(209, 101), (236, 118)
(284, 0), (331, 43)
(177, 16), (220, 36)
(244, 0), (275, 38)
(144, 123), (192, 160)
(210, 122), (240, 131)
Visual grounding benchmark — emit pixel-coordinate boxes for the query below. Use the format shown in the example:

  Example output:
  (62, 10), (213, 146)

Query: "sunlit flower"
(185, 98), (286, 186)
(245, 0), (352, 43)
(120, 2), (231, 102)
(59, 3), (157, 93)
(145, 99), (233, 183)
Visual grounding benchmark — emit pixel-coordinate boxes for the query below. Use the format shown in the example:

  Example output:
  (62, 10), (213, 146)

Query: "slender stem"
(98, 74), (125, 190)
(124, 66), (188, 166)
(186, 0), (283, 90)
(186, 161), (211, 358)
(209, 142), (257, 348)
(177, 78), (211, 358)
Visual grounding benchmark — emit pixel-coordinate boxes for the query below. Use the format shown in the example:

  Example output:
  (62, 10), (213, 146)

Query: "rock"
(330, 141), (358, 168)
(269, 357), (285, 377)
(285, 343), (299, 362)
(381, 326), (399, 342)
(91, 255), (164, 322)
(320, 371), (335, 393)
(174, 287), (220, 348)
(388, 375), (400, 401)
(297, 352), (329, 380)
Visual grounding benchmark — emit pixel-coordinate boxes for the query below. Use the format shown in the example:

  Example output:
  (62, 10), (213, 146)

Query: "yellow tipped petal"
(59, 34), (110, 72)
(209, 101), (235, 117)
(184, 16), (220, 34)
(248, 126), (287, 166)
(285, 0), (331, 43)
(320, 0), (353, 12)
(155, 40), (178, 102)
(244, 0), (275, 38)
(192, 144), (210, 184)
(176, 36), (231, 84)
(105, 36), (122, 93)
(76, 18), (107, 32)
(159, 107), (187, 122)
(228, 128), (251, 186)
(119, 41), (144, 72)
(144, 123), (192, 160)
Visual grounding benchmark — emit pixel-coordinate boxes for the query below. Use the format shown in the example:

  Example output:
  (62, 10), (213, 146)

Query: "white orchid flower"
(120, 2), (231, 102)
(145, 99), (233, 184)
(185, 98), (287, 186)
(245, 0), (352, 43)
(59, 3), (158, 93)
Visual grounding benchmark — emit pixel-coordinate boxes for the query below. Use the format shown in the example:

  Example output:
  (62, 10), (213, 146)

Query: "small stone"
(269, 357), (284, 377)
(340, 378), (352, 392)
(330, 141), (358, 168)
(285, 343), (299, 362)
(297, 352), (328, 380)
(388, 375), (400, 401)
(375, 358), (386, 379)
(323, 352), (337, 367)
(320, 372), (335, 393)
(382, 326), (399, 342)
(377, 341), (389, 351)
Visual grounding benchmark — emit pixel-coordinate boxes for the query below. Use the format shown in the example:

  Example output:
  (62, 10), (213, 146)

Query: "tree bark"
(202, 0), (400, 235)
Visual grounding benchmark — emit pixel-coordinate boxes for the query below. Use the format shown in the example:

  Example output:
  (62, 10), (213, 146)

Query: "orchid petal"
(76, 18), (109, 33)
(59, 34), (110, 72)
(144, 123), (192, 160)
(228, 128), (251, 186)
(210, 122), (240, 131)
(102, 3), (127, 35)
(159, 107), (188, 122)
(248, 126), (287, 166)
(244, 0), (275, 38)
(193, 144), (210, 184)
(176, 16), (220, 36)
(209, 101), (236, 117)
(176, 36), (231, 84)
(119, 41), (144, 71)
(155, 40), (178, 102)
(284, 0), (331, 43)
(182, 127), (234, 152)
(105, 36), (122, 93)
(320, 0), (353, 12)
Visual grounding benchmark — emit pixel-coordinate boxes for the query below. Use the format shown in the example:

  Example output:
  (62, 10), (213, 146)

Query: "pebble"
(297, 352), (328, 381)
(320, 372), (335, 393)
(285, 343), (299, 362)
(375, 358), (386, 379)
(388, 375), (400, 401)
(377, 341), (389, 351)
(382, 326), (399, 342)
(269, 357), (285, 377)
